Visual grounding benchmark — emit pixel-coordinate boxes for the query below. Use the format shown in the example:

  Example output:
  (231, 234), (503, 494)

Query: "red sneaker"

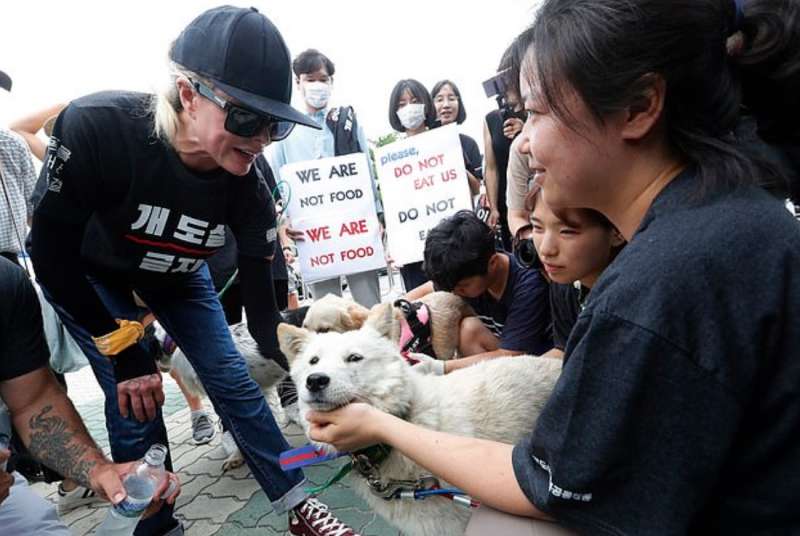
(289, 498), (362, 536)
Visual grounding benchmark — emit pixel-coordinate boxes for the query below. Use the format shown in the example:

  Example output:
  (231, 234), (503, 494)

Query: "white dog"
(278, 303), (562, 536)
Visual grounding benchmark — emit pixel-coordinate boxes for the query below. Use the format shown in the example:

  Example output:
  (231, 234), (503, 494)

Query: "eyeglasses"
(192, 79), (294, 140)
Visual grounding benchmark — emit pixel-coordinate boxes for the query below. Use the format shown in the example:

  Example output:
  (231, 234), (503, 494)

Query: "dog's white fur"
(303, 292), (474, 360)
(154, 322), (287, 469)
(279, 303), (562, 536)
(301, 294), (371, 334)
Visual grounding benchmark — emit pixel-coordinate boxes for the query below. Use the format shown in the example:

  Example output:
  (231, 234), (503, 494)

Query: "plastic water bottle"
(95, 443), (171, 536)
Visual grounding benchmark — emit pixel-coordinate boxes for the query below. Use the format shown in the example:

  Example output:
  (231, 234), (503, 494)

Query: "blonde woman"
(31, 7), (361, 536)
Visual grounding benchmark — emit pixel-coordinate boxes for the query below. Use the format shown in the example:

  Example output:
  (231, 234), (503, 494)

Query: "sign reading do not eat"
(375, 124), (473, 265)
(281, 153), (385, 283)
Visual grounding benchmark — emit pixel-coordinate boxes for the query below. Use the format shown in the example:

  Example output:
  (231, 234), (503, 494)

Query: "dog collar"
(394, 299), (434, 358)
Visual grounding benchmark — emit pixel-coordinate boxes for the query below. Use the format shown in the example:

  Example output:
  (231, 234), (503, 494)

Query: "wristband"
(92, 319), (145, 357)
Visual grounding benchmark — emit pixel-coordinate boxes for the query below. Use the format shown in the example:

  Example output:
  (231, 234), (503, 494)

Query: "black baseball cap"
(0, 70), (11, 92)
(170, 6), (320, 130)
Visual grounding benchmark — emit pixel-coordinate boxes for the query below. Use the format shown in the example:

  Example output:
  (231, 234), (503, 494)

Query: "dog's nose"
(306, 373), (330, 393)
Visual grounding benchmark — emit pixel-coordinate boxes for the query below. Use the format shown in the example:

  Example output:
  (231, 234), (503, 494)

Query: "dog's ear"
(277, 323), (311, 365)
(365, 302), (398, 340)
(343, 303), (370, 330)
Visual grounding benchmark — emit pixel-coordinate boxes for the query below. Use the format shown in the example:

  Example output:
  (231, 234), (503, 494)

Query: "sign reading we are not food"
(281, 153), (385, 283)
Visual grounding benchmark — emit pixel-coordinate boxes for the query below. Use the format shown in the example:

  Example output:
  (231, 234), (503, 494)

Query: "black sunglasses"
(192, 79), (294, 140)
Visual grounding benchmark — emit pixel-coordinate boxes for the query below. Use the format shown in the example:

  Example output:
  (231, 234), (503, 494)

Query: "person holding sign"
(386, 79), (439, 291)
(430, 80), (482, 196)
(406, 210), (551, 373)
(268, 49), (384, 309)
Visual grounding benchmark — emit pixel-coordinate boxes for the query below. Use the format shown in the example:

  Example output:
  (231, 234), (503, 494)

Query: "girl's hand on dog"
(307, 403), (388, 452)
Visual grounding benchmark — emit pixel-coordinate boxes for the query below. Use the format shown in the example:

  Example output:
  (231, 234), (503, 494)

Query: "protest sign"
(281, 153), (385, 283)
(375, 124), (473, 265)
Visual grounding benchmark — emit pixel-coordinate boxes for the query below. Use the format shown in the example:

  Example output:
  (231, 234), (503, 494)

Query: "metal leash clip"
(375, 475), (442, 500)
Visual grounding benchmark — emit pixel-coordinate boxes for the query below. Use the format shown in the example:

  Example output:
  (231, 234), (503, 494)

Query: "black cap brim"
(212, 79), (321, 130)
(0, 70), (11, 92)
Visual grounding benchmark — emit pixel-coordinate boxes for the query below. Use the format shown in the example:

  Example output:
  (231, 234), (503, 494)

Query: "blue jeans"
(43, 266), (307, 534)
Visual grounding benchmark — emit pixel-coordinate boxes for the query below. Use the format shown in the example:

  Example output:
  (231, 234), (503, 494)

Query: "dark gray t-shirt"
(465, 253), (552, 355)
(513, 170), (800, 534)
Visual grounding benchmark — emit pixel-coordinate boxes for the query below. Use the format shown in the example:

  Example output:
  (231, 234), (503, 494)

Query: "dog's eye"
(346, 353), (363, 363)
(309, 356), (320, 365)
(318, 327), (330, 333)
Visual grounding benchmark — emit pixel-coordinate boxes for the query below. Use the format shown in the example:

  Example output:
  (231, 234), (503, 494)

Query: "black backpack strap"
(326, 106), (362, 156)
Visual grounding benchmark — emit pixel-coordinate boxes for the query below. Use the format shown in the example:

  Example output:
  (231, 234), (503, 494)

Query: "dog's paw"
(222, 449), (246, 471)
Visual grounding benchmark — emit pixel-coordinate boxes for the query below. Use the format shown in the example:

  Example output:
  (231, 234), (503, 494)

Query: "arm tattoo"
(27, 405), (98, 489)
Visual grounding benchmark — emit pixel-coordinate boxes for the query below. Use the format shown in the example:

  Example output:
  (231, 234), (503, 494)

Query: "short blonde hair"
(150, 62), (209, 146)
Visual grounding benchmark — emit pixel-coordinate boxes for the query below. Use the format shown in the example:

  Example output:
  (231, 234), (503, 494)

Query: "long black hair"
(518, 0), (800, 194)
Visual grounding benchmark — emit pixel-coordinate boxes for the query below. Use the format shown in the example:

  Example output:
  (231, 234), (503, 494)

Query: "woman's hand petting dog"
(306, 403), (390, 452)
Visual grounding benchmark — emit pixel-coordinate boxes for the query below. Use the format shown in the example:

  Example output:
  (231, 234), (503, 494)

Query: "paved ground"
(29, 274), (407, 535)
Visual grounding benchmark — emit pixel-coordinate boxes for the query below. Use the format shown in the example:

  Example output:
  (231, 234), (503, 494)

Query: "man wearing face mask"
(268, 49), (384, 309)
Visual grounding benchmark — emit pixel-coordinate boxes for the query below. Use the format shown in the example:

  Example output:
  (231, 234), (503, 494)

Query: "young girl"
(387, 79), (436, 291)
(526, 188), (624, 360)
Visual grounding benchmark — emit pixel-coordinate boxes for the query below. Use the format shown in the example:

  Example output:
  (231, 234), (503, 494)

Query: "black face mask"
(512, 224), (541, 270)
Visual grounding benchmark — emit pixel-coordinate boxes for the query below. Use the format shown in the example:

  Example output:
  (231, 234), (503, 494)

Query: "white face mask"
(397, 102), (426, 130)
(303, 81), (331, 109)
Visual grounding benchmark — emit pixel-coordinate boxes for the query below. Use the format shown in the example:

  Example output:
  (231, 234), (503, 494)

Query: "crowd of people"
(2, 0), (799, 535)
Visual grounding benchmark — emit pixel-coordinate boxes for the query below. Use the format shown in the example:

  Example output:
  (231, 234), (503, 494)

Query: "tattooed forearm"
(27, 405), (101, 489)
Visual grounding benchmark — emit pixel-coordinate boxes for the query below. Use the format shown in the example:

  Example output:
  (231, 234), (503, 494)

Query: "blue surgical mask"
(303, 81), (331, 109)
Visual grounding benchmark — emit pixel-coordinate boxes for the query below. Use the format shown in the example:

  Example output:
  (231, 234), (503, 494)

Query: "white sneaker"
(57, 482), (102, 514)
(191, 411), (217, 445)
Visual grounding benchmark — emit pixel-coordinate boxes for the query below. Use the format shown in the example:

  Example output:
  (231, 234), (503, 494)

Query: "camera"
(512, 224), (541, 270)
(482, 68), (526, 123)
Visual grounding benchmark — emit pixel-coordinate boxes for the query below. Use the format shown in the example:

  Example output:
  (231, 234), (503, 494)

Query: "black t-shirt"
(0, 257), (50, 381)
(31, 91), (279, 381)
(36, 91), (277, 280)
(256, 156), (288, 281)
(464, 253), (552, 355)
(458, 133), (483, 181)
(485, 110), (512, 216)
(206, 156), (287, 288)
(549, 283), (583, 352)
(512, 169), (800, 534)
